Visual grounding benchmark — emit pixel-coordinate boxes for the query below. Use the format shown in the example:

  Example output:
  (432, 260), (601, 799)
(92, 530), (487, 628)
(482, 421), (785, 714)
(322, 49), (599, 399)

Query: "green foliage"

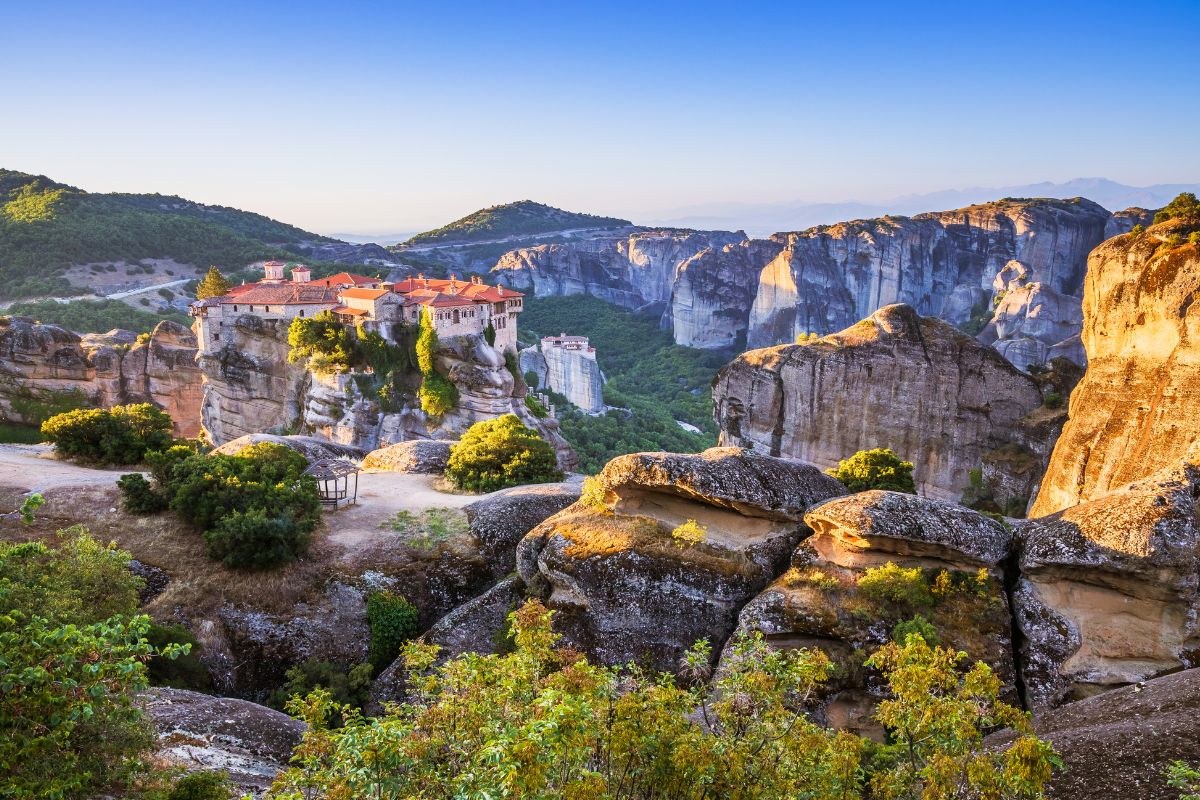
(41, 402), (175, 465)
(14, 492), (46, 524)
(1168, 233), (1185, 248)
(1153, 192), (1200, 225)
(1167, 760), (1200, 800)
(287, 311), (356, 372)
(366, 590), (420, 674)
(146, 623), (213, 691)
(270, 599), (1056, 800)
(0, 421), (44, 443)
(1130, 223), (1145, 236)
(520, 295), (724, 470)
(124, 442), (320, 569)
(270, 660), (373, 723)
(579, 475), (609, 511)
(117, 472), (169, 513)
(865, 634), (1060, 799)
(3, 381), (89, 427)
(415, 306), (439, 375)
(195, 265), (232, 300)
(0, 169), (328, 299)
(445, 414), (563, 492)
(6, 299), (189, 333)
(827, 448), (917, 494)
(1043, 390), (1063, 409)
(380, 506), (469, 550)
(0, 528), (188, 798)
(524, 393), (548, 418)
(524, 369), (539, 389)
(406, 200), (629, 245)
(893, 614), (940, 647)
(671, 518), (707, 548)
(418, 371), (459, 417)
(857, 562), (934, 611)
(168, 770), (234, 800)
(204, 507), (310, 570)
(796, 331), (820, 343)
(483, 320), (496, 346)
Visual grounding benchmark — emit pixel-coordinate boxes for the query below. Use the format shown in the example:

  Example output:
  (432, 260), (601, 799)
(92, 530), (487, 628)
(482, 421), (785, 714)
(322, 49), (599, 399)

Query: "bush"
(146, 623), (212, 691)
(826, 448), (916, 494)
(1153, 192), (1200, 225)
(524, 369), (539, 389)
(366, 590), (420, 674)
(419, 371), (459, 417)
(1044, 390), (1063, 409)
(857, 562), (933, 610)
(270, 659), (373, 723)
(42, 403), (175, 465)
(484, 321), (496, 346)
(117, 472), (168, 513)
(893, 615), (940, 646)
(671, 519), (707, 548)
(445, 414), (563, 493)
(524, 393), (548, 418)
(288, 311), (355, 372)
(204, 508), (309, 570)
(1130, 223), (1145, 236)
(579, 475), (608, 511)
(168, 770), (233, 800)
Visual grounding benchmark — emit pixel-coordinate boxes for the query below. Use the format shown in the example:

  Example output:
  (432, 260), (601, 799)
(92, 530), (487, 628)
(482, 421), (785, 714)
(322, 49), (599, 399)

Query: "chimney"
(263, 260), (285, 282)
(291, 265), (312, 283)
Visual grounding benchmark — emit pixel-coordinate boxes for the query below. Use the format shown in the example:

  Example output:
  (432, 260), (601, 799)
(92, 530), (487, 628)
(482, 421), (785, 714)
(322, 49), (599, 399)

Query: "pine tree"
(195, 266), (231, 300)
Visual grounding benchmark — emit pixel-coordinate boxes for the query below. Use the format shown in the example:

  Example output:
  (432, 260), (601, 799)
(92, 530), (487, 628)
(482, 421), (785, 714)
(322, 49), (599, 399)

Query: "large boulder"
(714, 303), (1048, 501)
(1016, 451), (1200, 710)
(464, 479), (582, 578)
(1031, 220), (1200, 515)
(987, 668), (1200, 800)
(141, 687), (304, 796)
(211, 433), (363, 461)
(723, 491), (1017, 738)
(515, 447), (845, 674)
(361, 439), (454, 473)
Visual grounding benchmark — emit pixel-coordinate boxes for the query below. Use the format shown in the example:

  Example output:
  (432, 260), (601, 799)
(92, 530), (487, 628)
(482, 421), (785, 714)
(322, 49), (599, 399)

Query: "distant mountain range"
(648, 178), (1200, 238)
(404, 200), (630, 246)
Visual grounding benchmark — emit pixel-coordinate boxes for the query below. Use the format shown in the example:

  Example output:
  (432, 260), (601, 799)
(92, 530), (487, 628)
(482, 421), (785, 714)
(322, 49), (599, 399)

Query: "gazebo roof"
(303, 458), (360, 480)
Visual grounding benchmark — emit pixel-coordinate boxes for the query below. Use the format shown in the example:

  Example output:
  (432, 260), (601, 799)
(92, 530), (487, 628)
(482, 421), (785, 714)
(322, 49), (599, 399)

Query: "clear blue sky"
(4, 0), (1198, 234)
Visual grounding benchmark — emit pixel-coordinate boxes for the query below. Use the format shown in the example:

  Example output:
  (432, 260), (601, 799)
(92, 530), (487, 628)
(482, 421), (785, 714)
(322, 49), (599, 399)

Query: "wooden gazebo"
(303, 458), (360, 508)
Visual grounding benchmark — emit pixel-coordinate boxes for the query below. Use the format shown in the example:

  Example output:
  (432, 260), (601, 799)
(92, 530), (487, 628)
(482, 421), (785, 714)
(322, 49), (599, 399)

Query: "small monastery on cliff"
(190, 261), (523, 352)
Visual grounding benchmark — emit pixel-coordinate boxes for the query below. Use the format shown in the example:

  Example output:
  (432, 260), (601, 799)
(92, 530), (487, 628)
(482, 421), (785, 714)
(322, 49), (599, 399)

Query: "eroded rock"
(361, 439), (454, 473)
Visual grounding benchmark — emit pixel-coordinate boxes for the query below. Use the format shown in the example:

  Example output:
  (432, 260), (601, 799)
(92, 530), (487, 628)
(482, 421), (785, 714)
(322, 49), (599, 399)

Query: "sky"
(4, 0), (1199, 235)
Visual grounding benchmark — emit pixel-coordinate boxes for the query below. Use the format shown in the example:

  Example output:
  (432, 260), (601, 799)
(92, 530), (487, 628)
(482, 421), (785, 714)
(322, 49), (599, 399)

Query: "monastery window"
(233, 305), (238, 312)
(213, 333), (220, 341)
(299, 309), (305, 317)
(453, 310), (460, 324)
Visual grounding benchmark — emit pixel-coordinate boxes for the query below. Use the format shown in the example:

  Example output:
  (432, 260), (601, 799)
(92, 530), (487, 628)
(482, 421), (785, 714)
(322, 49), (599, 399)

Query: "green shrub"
(484, 321), (497, 346)
(524, 394), (548, 418)
(857, 562), (933, 610)
(445, 414), (563, 493)
(117, 473), (169, 513)
(168, 770), (233, 800)
(381, 506), (469, 550)
(1130, 223), (1145, 236)
(579, 475), (608, 511)
(194, 266), (232, 301)
(671, 519), (707, 548)
(1166, 760), (1200, 799)
(524, 369), (539, 389)
(203, 508), (309, 570)
(826, 448), (916, 494)
(146, 623), (212, 691)
(1153, 192), (1200, 225)
(269, 659), (373, 723)
(366, 591), (420, 674)
(1044, 391), (1063, 409)
(287, 311), (356, 372)
(1167, 233), (1185, 248)
(893, 615), (940, 646)
(419, 371), (459, 417)
(41, 403), (175, 465)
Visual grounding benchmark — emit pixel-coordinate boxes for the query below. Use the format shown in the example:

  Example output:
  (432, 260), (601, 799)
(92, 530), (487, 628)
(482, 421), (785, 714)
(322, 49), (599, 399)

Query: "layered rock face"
(1015, 451), (1200, 710)
(746, 199), (1109, 351)
(519, 341), (605, 413)
(726, 491), (1016, 737)
(713, 304), (1047, 501)
(198, 317), (576, 468)
(0, 317), (202, 436)
(516, 447), (846, 673)
(1031, 224), (1200, 515)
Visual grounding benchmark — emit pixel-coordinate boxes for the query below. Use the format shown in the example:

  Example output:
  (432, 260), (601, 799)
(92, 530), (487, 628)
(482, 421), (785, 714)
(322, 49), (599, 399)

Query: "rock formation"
(211, 433), (363, 460)
(713, 304), (1049, 502)
(197, 315), (577, 469)
(0, 317), (202, 436)
(515, 447), (846, 674)
(1030, 222), (1200, 515)
(725, 491), (1016, 737)
(520, 336), (605, 413)
(361, 439), (454, 473)
(1016, 450), (1200, 710)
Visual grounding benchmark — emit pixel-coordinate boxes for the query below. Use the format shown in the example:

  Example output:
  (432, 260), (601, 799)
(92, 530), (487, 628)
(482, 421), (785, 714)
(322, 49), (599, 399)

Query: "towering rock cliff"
(490, 199), (1114, 369)
(712, 304), (1049, 502)
(197, 314), (576, 467)
(0, 317), (202, 435)
(519, 337), (605, 413)
(1030, 220), (1200, 515)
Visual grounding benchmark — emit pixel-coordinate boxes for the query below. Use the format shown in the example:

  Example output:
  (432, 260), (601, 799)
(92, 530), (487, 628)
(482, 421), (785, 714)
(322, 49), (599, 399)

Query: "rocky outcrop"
(981, 277), (1085, 371)
(746, 199), (1110, 352)
(1104, 206), (1155, 239)
(141, 686), (304, 796)
(361, 439), (454, 473)
(713, 304), (1048, 501)
(1015, 451), (1200, 710)
(986, 668), (1200, 800)
(516, 447), (846, 673)
(465, 479), (582, 579)
(0, 317), (202, 436)
(520, 339), (605, 413)
(1031, 223), (1200, 515)
(199, 318), (577, 469)
(212, 433), (363, 460)
(723, 491), (1017, 738)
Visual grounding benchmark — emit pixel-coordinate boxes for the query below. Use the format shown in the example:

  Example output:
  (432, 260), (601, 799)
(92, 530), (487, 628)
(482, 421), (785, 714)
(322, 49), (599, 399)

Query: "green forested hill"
(405, 200), (630, 246)
(0, 169), (332, 299)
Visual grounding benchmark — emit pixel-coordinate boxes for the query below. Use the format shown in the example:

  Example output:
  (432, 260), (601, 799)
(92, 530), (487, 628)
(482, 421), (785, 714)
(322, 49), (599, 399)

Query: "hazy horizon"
(5, 0), (1199, 235)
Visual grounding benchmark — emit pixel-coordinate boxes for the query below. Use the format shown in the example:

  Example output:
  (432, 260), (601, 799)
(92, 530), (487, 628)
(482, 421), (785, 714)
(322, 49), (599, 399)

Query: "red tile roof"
(218, 284), (340, 305)
(332, 305), (369, 317)
(339, 287), (389, 301)
(307, 272), (379, 288)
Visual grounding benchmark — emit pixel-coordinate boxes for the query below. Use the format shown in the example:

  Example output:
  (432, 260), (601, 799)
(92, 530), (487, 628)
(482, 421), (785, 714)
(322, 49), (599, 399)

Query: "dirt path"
(0, 444), (135, 494)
